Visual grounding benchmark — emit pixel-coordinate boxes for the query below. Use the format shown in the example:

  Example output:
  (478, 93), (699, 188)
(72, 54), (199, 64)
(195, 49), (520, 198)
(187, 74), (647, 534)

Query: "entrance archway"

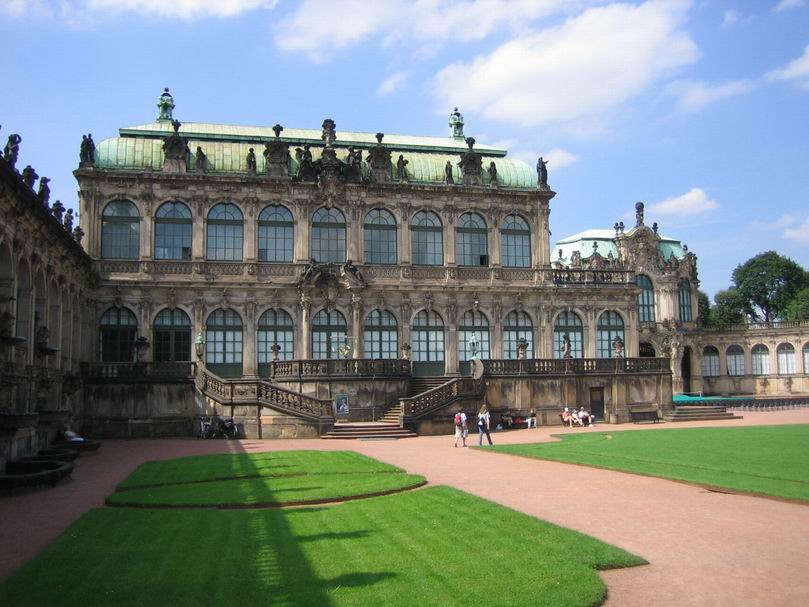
(681, 346), (692, 394)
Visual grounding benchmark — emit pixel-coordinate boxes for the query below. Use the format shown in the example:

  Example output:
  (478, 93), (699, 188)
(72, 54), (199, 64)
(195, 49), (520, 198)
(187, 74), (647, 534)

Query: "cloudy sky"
(1, 0), (807, 297)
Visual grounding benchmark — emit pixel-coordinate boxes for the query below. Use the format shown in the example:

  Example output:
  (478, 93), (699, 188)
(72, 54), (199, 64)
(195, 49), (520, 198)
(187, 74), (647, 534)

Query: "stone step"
(663, 414), (742, 422)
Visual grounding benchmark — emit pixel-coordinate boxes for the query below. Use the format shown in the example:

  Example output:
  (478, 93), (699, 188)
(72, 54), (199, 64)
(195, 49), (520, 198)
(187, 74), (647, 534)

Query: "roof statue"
(157, 87), (175, 122)
(537, 156), (549, 190)
(635, 201), (645, 227)
(445, 160), (455, 185)
(4, 133), (21, 170)
(449, 107), (464, 139)
(22, 165), (38, 189)
(246, 148), (257, 175)
(195, 146), (207, 173)
(264, 124), (290, 178)
(79, 133), (95, 168)
(458, 137), (482, 186)
(64, 208), (74, 231)
(321, 119), (337, 146)
(50, 199), (65, 222)
(37, 176), (50, 205)
(367, 132), (392, 183)
(488, 161), (498, 188)
(162, 119), (189, 173)
(396, 154), (409, 182)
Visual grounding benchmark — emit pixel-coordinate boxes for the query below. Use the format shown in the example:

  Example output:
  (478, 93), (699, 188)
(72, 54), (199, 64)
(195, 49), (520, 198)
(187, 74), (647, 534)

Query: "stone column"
(140, 214), (152, 260)
(586, 308), (597, 358)
(299, 298), (311, 359)
(491, 307), (503, 358)
(400, 216), (411, 265)
(445, 220), (456, 266)
(242, 303), (257, 377)
(296, 208), (311, 263)
(349, 213), (362, 262)
(351, 297), (363, 359)
(536, 206), (550, 267)
(193, 216), (205, 260)
(244, 213), (257, 262)
(489, 226), (501, 267)
(445, 305), (458, 375)
(769, 341), (779, 377)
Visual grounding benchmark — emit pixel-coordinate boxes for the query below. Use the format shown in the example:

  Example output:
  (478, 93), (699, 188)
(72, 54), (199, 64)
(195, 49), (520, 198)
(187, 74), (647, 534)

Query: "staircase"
(379, 401), (402, 424)
(663, 405), (742, 422)
(409, 377), (449, 396)
(321, 422), (417, 440)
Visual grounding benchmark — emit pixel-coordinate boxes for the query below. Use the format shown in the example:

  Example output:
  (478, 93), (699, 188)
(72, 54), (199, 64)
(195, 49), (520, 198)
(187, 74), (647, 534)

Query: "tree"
(783, 287), (809, 321)
(697, 290), (711, 326)
(711, 288), (747, 327)
(731, 251), (808, 322)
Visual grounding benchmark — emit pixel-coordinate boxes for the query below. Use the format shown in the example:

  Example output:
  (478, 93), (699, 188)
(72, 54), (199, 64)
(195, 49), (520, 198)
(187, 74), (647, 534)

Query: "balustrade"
(81, 361), (195, 380)
(271, 358), (411, 378)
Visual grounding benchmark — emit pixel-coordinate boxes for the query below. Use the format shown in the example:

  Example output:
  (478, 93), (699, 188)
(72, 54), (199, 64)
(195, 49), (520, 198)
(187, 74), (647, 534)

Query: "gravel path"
(2, 410), (808, 606)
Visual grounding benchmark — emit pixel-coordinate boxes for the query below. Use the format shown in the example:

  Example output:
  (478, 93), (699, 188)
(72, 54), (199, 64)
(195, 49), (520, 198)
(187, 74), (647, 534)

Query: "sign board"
(335, 394), (349, 415)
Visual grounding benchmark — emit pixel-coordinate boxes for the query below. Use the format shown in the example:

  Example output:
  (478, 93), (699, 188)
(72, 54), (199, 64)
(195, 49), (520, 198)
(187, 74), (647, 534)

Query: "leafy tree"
(731, 251), (808, 322)
(783, 287), (809, 321)
(697, 290), (711, 326)
(711, 288), (747, 327)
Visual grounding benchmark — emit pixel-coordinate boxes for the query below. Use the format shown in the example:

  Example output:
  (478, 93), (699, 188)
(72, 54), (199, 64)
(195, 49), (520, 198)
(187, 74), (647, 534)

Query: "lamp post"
(194, 332), (205, 360)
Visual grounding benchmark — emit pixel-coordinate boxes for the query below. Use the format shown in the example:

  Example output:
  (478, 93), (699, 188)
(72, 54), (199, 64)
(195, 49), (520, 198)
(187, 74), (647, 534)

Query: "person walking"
(453, 410), (468, 447)
(477, 404), (493, 446)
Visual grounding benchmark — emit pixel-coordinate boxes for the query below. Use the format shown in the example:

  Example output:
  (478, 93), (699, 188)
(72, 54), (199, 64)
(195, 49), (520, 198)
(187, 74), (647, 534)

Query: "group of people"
(561, 407), (595, 428)
(453, 404), (495, 447)
(453, 404), (595, 445)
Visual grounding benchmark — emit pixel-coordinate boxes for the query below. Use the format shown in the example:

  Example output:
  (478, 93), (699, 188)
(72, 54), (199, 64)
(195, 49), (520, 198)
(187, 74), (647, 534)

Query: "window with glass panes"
(777, 343), (796, 374)
(501, 215), (531, 268)
(99, 307), (137, 362)
(596, 311), (625, 358)
(458, 310), (490, 361)
(726, 345), (745, 376)
(679, 279), (693, 322)
(153, 308), (191, 361)
(804, 343), (809, 375)
(154, 202), (192, 260)
(205, 309), (243, 376)
(258, 205), (293, 262)
(257, 309), (294, 363)
(363, 209), (397, 264)
(702, 346), (720, 377)
(363, 309), (398, 359)
(751, 345), (770, 375)
(412, 310), (445, 362)
(312, 309), (347, 359)
(207, 203), (244, 261)
(101, 200), (140, 259)
(553, 311), (584, 359)
(311, 207), (346, 263)
(637, 274), (655, 323)
(503, 310), (533, 359)
(411, 211), (443, 265)
(456, 213), (488, 266)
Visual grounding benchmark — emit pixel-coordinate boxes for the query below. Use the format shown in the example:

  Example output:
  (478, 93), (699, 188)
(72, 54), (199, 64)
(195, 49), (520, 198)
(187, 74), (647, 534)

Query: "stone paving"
(2, 410), (809, 606)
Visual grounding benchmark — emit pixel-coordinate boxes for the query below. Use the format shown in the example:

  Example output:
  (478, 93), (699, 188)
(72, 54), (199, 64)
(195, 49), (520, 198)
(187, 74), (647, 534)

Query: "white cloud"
(783, 215), (809, 244)
(376, 71), (410, 96)
(775, 0), (805, 12)
(0, 0), (277, 19)
(666, 79), (754, 111)
(542, 148), (579, 170)
(648, 187), (718, 217)
(722, 9), (739, 26)
(767, 44), (809, 89)
(432, 1), (698, 129)
(749, 212), (801, 231)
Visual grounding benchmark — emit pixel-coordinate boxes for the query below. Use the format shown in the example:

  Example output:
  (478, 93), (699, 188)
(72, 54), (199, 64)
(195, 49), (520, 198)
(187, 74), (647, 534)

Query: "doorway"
(589, 387), (605, 420)
(681, 346), (692, 394)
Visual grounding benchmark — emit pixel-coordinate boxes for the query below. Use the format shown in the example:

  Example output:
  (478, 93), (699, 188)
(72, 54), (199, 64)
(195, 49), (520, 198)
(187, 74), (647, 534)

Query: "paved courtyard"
(2, 411), (809, 606)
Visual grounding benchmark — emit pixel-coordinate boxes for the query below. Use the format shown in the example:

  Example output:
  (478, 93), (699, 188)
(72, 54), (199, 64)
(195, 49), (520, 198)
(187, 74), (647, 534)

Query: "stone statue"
(4, 134), (21, 170)
(80, 134), (96, 167)
(37, 177), (50, 205)
(449, 107), (464, 139)
(64, 208), (74, 231)
(341, 259), (366, 286)
(321, 118), (337, 146)
(157, 87), (175, 121)
(458, 137), (482, 186)
(652, 222), (658, 234)
(366, 133), (392, 183)
(612, 335), (625, 358)
(51, 200), (65, 222)
(342, 147), (363, 183)
(35, 325), (50, 348)
(570, 250), (581, 267)
(195, 146), (207, 173)
(445, 160), (454, 185)
(635, 202), (645, 227)
(295, 145), (316, 181)
(264, 127), (291, 178)
(162, 120), (189, 171)
(72, 226), (84, 244)
(516, 337), (529, 360)
(246, 148), (257, 174)
(21, 165), (38, 188)
(537, 156), (549, 190)
(396, 154), (409, 182)
(561, 333), (572, 359)
(488, 161), (498, 187)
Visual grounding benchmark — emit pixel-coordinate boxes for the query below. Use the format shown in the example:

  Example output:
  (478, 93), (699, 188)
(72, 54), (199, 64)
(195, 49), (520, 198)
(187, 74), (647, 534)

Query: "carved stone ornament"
(458, 137), (482, 186)
(263, 125), (290, 178)
(366, 133), (392, 183)
(295, 259), (366, 292)
(162, 120), (189, 173)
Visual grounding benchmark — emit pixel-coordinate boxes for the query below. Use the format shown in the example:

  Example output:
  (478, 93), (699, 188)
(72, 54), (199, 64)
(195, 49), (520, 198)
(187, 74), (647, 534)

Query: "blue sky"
(1, 0), (807, 297)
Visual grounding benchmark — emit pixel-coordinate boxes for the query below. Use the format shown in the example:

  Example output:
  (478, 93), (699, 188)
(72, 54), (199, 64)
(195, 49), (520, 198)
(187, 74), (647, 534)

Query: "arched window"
(99, 307), (138, 362)
(311, 207), (346, 263)
(207, 203), (244, 261)
(702, 346), (720, 377)
(458, 310), (490, 367)
(257, 309), (294, 373)
(411, 211), (443, 266)
(639, 343), (656, 357)
(554, 311), (583, 359)
(751, 344), (770, 376)
(456, 212), (488, 266)
(777, 343), (796, 375)
(363, 309), (398, 359)
(363, 209), (397, 265)
(726, 345), (745, 376)
(679, 279), (693, 322)
(205, 309), (243, 377)
(501, 215), (531, 268)
(597, 311), (625, 358)
(153, 308), (191, 362)
(412, 310), (445, 374)
(154, 201), (192, 260)
(804, 343), (809, 375)
(258, 205), (293, 262)
(637, 274), (655, 323)
(312, 309), (347, 360)
(503, 310), (533, 359)
(101, 200), (140, 259)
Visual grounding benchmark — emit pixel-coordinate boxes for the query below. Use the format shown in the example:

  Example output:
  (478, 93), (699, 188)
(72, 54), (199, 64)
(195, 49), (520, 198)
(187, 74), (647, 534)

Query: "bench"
(629, 409), (660, 423)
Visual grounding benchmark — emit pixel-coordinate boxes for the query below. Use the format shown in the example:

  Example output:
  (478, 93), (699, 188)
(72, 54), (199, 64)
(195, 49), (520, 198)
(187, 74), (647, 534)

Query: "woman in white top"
(477, 404), (493, 446)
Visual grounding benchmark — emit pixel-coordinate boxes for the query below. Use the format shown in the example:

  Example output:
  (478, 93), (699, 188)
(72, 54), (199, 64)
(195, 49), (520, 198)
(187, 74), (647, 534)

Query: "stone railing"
(271, 358), (411, 379)
(483, 357), (669, 376)
(80, 361), (195, 381)
(549, 268), (635, 285)
(702, 319), (809, 333)
(400, 377), (484, 418)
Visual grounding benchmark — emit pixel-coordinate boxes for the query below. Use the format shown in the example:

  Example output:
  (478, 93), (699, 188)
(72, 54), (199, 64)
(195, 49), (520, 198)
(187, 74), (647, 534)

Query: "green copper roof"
(553, 228), (686, 267)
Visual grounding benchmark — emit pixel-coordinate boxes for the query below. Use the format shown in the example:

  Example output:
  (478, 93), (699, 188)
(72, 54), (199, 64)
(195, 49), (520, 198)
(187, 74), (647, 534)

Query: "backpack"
(454, 413), (462, 427)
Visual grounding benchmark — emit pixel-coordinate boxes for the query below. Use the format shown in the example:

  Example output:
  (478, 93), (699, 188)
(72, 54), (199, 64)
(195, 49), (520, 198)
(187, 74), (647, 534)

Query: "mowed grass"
(0, 486), (645, 607)
(117, 450), (401, 490)
(490, 424), (809, 502)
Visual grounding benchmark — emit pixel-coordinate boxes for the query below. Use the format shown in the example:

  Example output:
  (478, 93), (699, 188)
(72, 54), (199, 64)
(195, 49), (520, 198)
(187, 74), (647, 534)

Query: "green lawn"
(489, 424), (809, 502)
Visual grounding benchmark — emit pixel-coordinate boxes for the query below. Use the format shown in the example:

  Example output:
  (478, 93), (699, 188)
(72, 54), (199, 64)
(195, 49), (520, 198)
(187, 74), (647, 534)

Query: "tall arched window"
(363, 309), (398, 359)
(679, 279), (693, 322)
(458, 310), (490, 366)
(456, 212), (488, 266)
(751, 344), (770, 375)
(777, 343), (796, 375)
(205, 309), (243, 377)
(503, 310), (533, 359)
(702, 346), (720, 377)
(312, 309), (347, 359)
(726, 345), (745, 376)
(501, 215), (531, 268)
(804, 343), (809, 375)
(207, 203), (244, 261)
(597, 311), (625, 358)
(258, 205), (293, 262)
(311, 207), (346, 263)
(553, 311), (583, 359)
(153, 308), (191, 362)
(99, 307), (138, 362)
(411, 211), (443, 266)
(154, 201), (192, 260)
(637, 274), (655, 323)
(412, 310), (445, 375)
(101, 200), (140, 259)
(257, 309), (294, 373)
(363, 209), (397, 265)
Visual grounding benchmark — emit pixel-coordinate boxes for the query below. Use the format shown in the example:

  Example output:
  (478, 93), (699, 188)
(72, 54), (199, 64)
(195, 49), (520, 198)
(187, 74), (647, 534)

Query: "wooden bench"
(629, 409), (661, 423)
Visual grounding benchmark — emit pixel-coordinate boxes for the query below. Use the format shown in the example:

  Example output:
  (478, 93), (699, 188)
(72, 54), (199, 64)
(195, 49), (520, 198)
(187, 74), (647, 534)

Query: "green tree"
(711, 288), (747, 327)
(697, 290), (711, 326)
(783, 287), (809, 321)
(731, 251), (808, 322)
